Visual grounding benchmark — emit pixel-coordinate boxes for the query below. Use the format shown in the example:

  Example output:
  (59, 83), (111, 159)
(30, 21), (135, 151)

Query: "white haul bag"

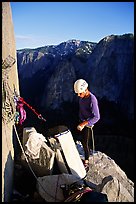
(49, 128), (86, 179)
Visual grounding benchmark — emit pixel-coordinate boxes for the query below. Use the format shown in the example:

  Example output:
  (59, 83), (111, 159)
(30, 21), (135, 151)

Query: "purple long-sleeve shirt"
(79, 92), (100, 127)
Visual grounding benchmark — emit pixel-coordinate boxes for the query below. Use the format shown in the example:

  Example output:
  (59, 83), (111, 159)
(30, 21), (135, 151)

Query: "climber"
(74, 79), (100, 171)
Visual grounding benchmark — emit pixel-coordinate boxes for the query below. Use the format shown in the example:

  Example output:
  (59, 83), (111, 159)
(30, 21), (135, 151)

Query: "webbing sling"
(18, 97), (46, 122)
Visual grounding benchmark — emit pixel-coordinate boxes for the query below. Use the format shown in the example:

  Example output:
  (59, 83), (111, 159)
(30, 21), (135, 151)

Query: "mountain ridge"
(17, 33), (134, 131)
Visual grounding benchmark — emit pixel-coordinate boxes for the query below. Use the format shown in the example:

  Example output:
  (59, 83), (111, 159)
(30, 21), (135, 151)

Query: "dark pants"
(80, 127), (92, 160)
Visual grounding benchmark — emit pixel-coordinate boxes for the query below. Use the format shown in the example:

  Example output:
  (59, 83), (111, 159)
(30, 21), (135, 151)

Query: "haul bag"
(20, 127), (55, 176)
(48, 126), (86, 179)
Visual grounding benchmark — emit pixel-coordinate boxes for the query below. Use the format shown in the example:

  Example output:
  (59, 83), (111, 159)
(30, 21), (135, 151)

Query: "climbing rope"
(86, 125), (101, 178)
(91, 125), (95, 165)
(90, 125), (95, 152)
(87, 125), (95, 166)
(18, 97), (46, 122)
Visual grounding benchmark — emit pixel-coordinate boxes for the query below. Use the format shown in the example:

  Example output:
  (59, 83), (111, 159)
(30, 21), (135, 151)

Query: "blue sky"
(10, 2), (134, 50)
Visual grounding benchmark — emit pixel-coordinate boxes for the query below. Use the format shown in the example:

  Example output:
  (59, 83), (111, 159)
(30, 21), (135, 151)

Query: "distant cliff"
(17, 34), (134, 134)
(86, 34), (134, 121)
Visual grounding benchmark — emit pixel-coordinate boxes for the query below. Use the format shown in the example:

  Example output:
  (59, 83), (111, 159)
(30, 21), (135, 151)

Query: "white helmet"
(74, 79), (88, 93)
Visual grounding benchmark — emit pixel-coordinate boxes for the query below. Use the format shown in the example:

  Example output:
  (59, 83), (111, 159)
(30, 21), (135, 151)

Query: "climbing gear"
(60, 178), (87, 202)
(64, 188), (91, 202)
(61, 178), (108, 202)
(15, 100), (26, 125)
(74, 79), (88, 94)
(14, 111), (20, 124)
(16, 96), (46, 122)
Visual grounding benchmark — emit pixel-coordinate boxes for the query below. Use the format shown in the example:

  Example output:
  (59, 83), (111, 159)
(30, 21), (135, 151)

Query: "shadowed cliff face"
(86, 34), (134, 121)
(17, 34), (134, 135)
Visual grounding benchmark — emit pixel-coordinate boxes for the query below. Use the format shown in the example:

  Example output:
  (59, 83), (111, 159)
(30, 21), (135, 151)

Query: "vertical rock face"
(41, 60), (77, 109)
(2, 2), (20, 202)
(86, 34), (134, 120)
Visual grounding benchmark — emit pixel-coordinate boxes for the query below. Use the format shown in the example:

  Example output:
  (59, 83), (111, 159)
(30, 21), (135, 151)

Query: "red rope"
(19, 97), (46, 122)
